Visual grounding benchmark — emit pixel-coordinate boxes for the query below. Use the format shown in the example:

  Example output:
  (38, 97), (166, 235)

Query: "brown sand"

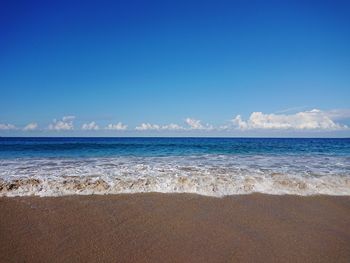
(1, 193), (350, 263)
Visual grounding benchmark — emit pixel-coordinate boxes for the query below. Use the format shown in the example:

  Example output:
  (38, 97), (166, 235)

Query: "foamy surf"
(1, 155), (349, 197)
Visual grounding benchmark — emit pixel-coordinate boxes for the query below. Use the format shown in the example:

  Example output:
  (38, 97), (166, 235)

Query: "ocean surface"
(0, 137), (349, 197)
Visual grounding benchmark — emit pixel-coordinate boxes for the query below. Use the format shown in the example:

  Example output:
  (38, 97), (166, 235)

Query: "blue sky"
(1, 0), (349, 136)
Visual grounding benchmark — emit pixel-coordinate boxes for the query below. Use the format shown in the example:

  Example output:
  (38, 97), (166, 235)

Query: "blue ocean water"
(0, 137), (349, 197)
(1, 137), (349, 158)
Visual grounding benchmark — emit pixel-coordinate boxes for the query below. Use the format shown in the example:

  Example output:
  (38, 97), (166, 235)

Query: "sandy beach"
(1, 193), (350, 263)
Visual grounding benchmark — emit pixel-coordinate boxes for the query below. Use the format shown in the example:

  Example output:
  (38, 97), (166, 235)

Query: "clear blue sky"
(1, 0), (349, 136)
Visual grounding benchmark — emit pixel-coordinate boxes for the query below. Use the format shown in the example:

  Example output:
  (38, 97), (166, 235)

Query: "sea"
(0, 137), (349, 197)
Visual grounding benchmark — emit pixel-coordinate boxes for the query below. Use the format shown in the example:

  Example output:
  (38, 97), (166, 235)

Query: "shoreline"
(1, 193), (350, 262)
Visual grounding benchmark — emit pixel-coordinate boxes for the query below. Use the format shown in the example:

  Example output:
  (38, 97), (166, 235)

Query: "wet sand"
(1, 193), (350, 263)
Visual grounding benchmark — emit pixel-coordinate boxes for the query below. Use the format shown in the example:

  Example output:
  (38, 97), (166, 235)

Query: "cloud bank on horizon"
(0, 109), (349, 135)
(231, 109), (348, 131)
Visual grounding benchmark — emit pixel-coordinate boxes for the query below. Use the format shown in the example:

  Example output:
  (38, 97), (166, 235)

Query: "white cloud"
(0, 123), (16, 130)
(135, 123), (185, 131)
(185, 118), (213, 130)
(62, 116), (75, 122)
(185, 118), (203, 129)
(135, 119), (215, 131)
(231, 109), (347, 131)
(232, 115), (248, 130)
(135, 123), (161, 131)
(48, 116), (75, 131)
(324, 109), (350, 120)
(106, 122), (128, 130)
(161, 123), (185, 130)
(82, 121), (99, 130)
(23, 123), (38, 131)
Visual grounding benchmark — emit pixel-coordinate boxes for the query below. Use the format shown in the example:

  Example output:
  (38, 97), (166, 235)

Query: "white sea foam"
(0, 155), (349, 197)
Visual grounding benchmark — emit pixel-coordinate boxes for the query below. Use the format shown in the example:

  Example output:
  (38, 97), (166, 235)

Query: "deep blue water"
(0, 137), (349, 158)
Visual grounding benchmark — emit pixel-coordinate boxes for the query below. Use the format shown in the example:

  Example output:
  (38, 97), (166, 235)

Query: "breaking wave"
(1, 154), (349, 197)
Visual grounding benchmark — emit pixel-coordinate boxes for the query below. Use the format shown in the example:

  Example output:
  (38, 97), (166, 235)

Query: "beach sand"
(1, 193), (350, 263)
